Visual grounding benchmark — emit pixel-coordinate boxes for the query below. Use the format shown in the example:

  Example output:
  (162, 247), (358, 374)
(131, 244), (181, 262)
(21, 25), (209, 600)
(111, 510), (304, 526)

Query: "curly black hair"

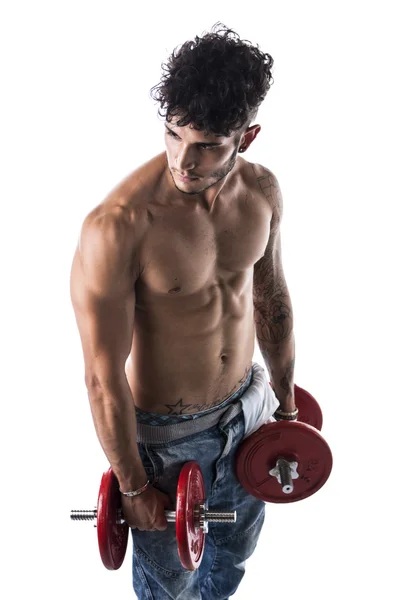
(150, 22), (274, 139)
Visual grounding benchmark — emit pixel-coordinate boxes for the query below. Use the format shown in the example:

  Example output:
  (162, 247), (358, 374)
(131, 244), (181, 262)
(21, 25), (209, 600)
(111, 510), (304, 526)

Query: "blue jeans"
(131, 369), (266, 599)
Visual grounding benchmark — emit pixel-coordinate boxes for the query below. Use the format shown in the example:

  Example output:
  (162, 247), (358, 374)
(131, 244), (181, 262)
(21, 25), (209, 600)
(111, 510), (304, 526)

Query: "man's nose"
(175, 145), (196, 172)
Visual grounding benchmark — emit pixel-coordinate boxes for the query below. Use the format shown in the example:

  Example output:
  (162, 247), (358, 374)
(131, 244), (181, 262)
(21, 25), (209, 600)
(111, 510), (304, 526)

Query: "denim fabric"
(131, 384), (266, 599)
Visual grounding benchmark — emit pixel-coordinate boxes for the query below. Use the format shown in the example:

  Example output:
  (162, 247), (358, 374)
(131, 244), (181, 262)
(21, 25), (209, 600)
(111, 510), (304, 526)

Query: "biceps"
(253, 241), (282, 300)
(253, 259), (294, 345)
(254, 264), (290, 301)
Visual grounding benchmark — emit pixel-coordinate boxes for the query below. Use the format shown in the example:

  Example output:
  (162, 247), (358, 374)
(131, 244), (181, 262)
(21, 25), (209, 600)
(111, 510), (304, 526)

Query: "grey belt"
(136, 401), (243, 445)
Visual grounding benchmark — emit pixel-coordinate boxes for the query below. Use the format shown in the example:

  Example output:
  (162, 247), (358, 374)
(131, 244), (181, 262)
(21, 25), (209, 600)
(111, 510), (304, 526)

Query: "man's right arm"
(70, 208), (147, 492)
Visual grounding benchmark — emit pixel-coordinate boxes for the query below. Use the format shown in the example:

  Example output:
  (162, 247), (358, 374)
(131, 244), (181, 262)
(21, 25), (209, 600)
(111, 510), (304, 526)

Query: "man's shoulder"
(90, 152), (166, 228)
(237, 158), (275, 191)
(245, 160), (277, 185)
(245, 161), (282, 216)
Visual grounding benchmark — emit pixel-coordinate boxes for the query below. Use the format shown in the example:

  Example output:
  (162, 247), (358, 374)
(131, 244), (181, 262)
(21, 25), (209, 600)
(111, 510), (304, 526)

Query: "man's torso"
(95, 152), (273, 415)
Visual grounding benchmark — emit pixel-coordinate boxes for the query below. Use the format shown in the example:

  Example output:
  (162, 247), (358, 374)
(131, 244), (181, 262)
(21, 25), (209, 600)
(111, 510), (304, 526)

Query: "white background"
(1, 1), (399, 598)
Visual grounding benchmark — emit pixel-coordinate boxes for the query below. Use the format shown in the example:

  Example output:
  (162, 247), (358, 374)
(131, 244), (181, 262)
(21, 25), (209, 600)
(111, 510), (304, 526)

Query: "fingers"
(133, 525), (167, 532)
(131, 517), (169, 532)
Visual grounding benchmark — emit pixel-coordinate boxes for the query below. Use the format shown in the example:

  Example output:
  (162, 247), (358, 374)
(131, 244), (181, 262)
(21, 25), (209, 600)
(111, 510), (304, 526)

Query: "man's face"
(164, 118), (242, 196)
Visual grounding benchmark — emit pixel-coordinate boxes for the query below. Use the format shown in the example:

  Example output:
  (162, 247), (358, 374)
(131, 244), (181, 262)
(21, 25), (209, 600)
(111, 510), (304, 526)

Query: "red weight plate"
(294, 384), (323, 431)
(175, 462), (205, 571)
(236, 421), (333, 503)
(97, 468), (129, 570)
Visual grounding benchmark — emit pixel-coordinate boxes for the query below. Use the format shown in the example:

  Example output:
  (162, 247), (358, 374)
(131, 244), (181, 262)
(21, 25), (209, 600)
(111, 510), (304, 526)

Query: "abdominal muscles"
(125, 275), (255, 415)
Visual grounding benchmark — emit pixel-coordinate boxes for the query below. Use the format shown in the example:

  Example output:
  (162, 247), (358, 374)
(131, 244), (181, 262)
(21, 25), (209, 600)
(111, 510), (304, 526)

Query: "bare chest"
(138, 191), (272, 298)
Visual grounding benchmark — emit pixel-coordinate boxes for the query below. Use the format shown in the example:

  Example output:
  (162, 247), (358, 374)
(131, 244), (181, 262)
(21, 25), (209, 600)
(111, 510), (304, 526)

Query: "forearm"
(87, 376), (147, 491)
(254, 298), (296, 411)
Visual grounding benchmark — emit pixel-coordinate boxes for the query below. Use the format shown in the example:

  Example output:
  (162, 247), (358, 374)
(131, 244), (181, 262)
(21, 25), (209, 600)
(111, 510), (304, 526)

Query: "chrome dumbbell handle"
(70, 509), (98, 521)
(71, 504), (236, 533)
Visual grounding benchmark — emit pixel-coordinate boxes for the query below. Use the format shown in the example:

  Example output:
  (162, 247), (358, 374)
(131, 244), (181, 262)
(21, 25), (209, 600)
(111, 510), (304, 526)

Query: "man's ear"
(238, 125), (261, 152)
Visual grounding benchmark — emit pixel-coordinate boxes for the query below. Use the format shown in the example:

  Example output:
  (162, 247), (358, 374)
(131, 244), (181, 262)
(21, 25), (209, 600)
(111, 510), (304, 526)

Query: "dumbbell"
(235, 384), (333, 503)
(71, 461), (236, 571)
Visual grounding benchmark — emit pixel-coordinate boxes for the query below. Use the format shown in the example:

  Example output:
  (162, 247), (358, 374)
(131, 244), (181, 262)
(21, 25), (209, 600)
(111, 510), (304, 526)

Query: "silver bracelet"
(119, 479), (150, 497)
(273, 408), (298, 421)
(274, 406), (299, 417)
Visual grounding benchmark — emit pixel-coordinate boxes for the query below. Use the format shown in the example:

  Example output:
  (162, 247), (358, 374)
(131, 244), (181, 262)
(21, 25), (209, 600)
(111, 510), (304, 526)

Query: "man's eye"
(166, 131), (214, 150)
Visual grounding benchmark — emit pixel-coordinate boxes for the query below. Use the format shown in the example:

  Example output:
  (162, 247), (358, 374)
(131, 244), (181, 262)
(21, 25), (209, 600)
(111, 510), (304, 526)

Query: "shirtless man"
(70, 23), (296, 600)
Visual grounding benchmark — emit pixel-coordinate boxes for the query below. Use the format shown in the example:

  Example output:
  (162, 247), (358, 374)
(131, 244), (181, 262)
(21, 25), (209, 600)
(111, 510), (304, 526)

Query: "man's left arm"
(253, 167), (296, 412)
